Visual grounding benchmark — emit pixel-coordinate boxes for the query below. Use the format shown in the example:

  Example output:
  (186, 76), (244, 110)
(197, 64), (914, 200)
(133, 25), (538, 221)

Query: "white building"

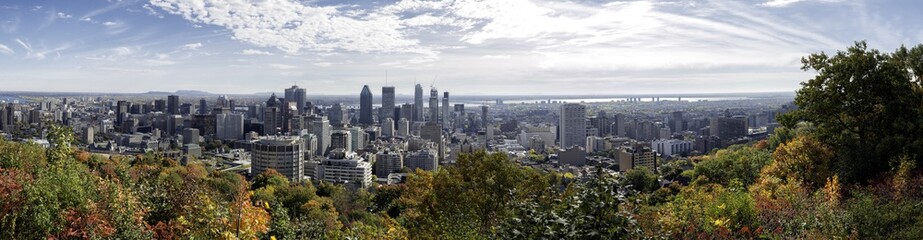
(405, 149), (438, 171)
(315, 149), (374, 188)
(216, 113), (244, 141)
(652, 139), (693, 157)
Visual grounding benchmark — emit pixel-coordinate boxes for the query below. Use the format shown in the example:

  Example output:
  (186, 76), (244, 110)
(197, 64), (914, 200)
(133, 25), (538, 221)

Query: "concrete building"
(167, 95), (179, 115)
(331, 130), (352, 152)
(559, 103), (587, 148)
(251, 136), (306, 181)
(381, 86), (395, 123)
(263, 94), (284, 136)
(284, 85), (307, 114)
(381, 118), (395, 138)
(653, 139), (693, 157)
(396, 118), (410, 137)
(405, 149), (438, 171)
(558, 145), (587, 166)
(414, 84), (424, 121)
(618, 145), (657, 172)
(374, 150), (403, 178)
(428, 87), (439, 123)
(312, 116), (331, 156)
(315, 149), (373, 188)
(216, 113), (244, 141)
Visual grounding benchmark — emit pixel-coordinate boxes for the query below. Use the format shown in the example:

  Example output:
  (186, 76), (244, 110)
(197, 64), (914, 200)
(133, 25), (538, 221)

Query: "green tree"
(783, 41), (923, 183)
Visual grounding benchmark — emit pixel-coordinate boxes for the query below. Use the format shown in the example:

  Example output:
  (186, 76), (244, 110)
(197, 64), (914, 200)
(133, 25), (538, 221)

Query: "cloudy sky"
(0, 0), (920, 95)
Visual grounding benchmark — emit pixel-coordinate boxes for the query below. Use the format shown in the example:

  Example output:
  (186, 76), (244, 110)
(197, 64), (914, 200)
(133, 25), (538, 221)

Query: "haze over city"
(1, 0), (920, 94)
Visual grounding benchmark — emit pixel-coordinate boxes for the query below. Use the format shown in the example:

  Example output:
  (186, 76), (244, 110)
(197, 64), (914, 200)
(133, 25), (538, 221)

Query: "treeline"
(1, 41), (923, 239)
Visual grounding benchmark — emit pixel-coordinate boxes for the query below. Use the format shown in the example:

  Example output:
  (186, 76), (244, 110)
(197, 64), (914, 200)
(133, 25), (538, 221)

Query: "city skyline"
(1, 0), (921, 95)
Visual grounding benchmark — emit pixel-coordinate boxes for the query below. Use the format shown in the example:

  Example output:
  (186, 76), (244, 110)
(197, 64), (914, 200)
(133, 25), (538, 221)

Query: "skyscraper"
(284, 85), (307, 114)
(198, 98), (208, 115)
(481, 105), (489, 130)
(559, 103), (587, 148)
(381, 86), (395, 123)
(442, 92), (450, 128)
(167, 95), (179, 115)
(359, 85), (373, 125)
(263, 94), (283, 136)
(428, 87), (438, 123)
(414, 84), (424, 121)
(312, 116), (331, 156)
(251, 136), (305, 181)
(328, 103), (347, 126)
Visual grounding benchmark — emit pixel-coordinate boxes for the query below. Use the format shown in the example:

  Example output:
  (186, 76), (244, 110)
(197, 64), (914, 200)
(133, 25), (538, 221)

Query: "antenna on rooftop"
(431, 75), (438, 88)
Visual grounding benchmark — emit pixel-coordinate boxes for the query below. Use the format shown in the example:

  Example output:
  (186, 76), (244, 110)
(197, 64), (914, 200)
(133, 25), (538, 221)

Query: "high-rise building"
(116, 100), (129, 126)
(375, 150), (403, 178)
(381, 118), (395, 137)
(252, 136), (305, 181)
(559, 103), (587, 148)
(216, 113), (244, 140)
(331, 130), (352, 152)
(154, 99), (166, 112)
(198, 98), (208, 115)
(284, 85), (307, 115)
(612, 113), (625, 137)
(428, 87), (438, 123)
(396, 118), (409, 136)
(263, 94), (284, 136)
(167, 95), (179, 115)
(671, 111), (685, 133)
(400, 103), (413, 122)
(381, 86), (395, 123)
(312, 116), (331, 156)
(182, 128), (200, 145)
(414, 84), (424, 121)
(405, 149), (438, 171)
(328, 103), (347, 126)
(442, 92), (450, 128)
(481, 105), (489, 129)
(359, 85), (373, 125)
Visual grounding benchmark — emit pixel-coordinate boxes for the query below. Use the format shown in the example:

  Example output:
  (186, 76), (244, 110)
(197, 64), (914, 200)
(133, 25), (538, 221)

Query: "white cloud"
(241, 49), (274, 55)
(56, 12), (72, 19)
(760, 0), (845, 8)
(102, 21), (118, 26)
(150, 0), (430, 55)
(181, 42), (203, 50)
(481, 54), (511, 59)
(268, 63), (298, 70)
(0, 44), (14, 55)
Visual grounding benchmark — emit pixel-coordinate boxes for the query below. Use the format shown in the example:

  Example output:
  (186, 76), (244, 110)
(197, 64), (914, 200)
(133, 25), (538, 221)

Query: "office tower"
(559, 103), (587, 148)
(216, 113), (244, 140)
(154, 99), (166, 112)
(198, 98), (208, 115)
(166, 115), (182, 136)
(349, 126), (367, 151)
(182, 128), (200, 145)
(590, 111), (611, 136)
(381, 118), (394, 137)
(251, 136), (305, 181)
(400, 103), (413, 122)
(331, 130), (352, 152)
(428, 87), (438, 123)
(611, 113), (625, 137)
(328, 103), (347, 126)
(83, 126), (94, 144)
(284, 85), (307, 114)
(312, 116), (331, 156)
(116, 100), (129, 126)
(375, 150), (403, 178)
(481, 105), (489, 129)
(405, 149), (438, 171)
(414, 84), (424, 121)
(216, 95), (229, 108)
(711, 115), (747, 139)
(167, 95), (179, 115)
(396, 118), (409, 136)
(315, 149), (373, 187)
(381, 86), (395, 123)
(442, 92), (450, 128)
(671, 111), (685, 133)
(263, 94), (284, 136)
(359, 85), (373, 125)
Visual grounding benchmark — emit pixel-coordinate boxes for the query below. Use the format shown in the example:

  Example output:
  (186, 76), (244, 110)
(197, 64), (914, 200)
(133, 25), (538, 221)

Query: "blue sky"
(0, 0), (921, 95)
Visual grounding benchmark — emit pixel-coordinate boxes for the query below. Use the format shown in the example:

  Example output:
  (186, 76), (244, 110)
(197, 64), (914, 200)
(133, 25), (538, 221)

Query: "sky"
(0, 0), (921, 95)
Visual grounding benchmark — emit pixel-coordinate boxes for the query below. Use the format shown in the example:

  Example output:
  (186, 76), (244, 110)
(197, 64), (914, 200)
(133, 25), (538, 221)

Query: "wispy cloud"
(267, 63), (298, 70)
(0, 44), (14, 55)
(241, 49), (274, 56)
(181, 42), (202, 50)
